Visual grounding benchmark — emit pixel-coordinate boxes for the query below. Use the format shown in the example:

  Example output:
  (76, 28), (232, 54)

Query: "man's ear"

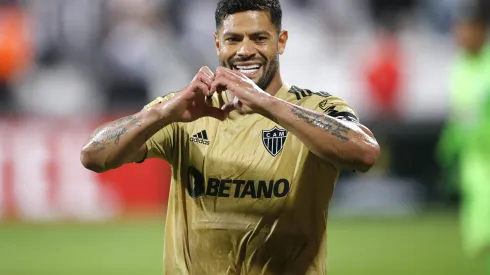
(214, 32), (220, 56)
(278, 30), (288, 55)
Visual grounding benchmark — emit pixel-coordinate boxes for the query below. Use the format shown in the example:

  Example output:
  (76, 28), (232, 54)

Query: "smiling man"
(80, 0), (380, 274)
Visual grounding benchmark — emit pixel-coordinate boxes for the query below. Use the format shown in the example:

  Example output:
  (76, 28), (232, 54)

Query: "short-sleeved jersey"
(143, 83), (359, 275)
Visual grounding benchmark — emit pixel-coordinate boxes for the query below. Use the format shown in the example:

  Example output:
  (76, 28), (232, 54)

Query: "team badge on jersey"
(262, 126), (288, 157)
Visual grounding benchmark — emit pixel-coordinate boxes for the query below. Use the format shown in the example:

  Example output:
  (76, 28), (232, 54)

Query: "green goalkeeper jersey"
(438, 44), (490, 182)
(438, 43), (490, 256)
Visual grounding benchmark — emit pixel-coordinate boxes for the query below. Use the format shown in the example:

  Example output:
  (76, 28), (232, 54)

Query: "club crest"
(262, 126), (288, 157)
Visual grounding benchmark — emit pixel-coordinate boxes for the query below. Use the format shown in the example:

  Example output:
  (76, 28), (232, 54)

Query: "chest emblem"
(262, 126), (288, 157)
(190, 130), (210, 145)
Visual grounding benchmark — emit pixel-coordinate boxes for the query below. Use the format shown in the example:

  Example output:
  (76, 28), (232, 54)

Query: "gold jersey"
(143, 83), (359, 275)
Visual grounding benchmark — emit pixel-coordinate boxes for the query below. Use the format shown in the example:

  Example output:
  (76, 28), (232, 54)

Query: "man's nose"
(237, 39), (256, 58)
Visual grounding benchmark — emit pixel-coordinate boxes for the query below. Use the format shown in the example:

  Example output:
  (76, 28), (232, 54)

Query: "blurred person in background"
(0, 0), (32, 112)
(101, 0), (190, 112)
(437, 0), (490, 272)
(360, 0), (417, 119)
(361, 33), (403, 119)
(423, 0), (460, 34)
(80, 0), (380, 274)
(13, 0), (104, 116)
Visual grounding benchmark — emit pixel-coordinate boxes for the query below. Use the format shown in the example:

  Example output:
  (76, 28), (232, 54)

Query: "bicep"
(132, 143), (148, 164)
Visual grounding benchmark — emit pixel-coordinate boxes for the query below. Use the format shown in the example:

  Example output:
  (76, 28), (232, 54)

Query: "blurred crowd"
(0, 0), (487, 120)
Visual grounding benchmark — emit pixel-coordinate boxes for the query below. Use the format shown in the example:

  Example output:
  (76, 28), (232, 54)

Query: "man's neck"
(465, 44), (488, 58)
(265, 73), (284, 97)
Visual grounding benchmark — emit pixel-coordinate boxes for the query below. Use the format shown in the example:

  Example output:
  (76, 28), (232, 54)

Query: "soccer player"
(80, 0), (380, 274)
(437, 5), (490, 273)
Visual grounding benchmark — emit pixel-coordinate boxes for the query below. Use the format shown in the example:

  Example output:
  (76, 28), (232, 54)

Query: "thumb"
(221, 102), (235, 113)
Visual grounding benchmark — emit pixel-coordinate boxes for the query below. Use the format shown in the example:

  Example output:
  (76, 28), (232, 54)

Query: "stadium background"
(0, 0), (487, 274)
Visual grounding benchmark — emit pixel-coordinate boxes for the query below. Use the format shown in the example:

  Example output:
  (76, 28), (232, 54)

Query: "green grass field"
(0, 212), (484, 275)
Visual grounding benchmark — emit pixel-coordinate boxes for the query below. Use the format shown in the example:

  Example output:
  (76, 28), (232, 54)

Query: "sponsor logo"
(186, 167), (290, 199)
(318, 99), (330, 111)
(190, 130), (210, 145)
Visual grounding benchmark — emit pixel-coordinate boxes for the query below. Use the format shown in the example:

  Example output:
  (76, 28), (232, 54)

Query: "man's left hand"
(211, 67), (272, 116)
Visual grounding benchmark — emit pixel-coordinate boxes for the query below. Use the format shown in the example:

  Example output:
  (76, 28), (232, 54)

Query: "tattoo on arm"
(291, 106), (350, 141)
(86, 116), (142, 152)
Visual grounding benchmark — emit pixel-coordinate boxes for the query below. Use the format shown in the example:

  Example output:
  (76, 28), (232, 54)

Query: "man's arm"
(80, 108), (172, 173)
(212, 67), (380, 173)
(81, 66), (225, 173)
(265, 99), (379, 172)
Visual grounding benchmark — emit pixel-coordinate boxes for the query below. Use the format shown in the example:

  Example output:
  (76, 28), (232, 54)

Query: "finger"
(216, 67), (243, 82)
(203, 106), (227, 121)
(233, 99), (247, 115)
(216, 66), (234, 74)
(194, 67), (214, 96)
(242, 106), (254, 115)
(198, 73), (213, 94)
(195, 82), (209, 96)
(221, 102), (235, 113)
(200, 66), (214, 78)
(205, 95), (214, 106)
(220, 96), (244, 113)
(213, 74), (242, 94)
(219, 66), (250, 82)
(211, 75), (232, 93)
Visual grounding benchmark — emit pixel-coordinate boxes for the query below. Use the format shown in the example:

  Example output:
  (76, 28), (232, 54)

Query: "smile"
(233, 64), (262, 77)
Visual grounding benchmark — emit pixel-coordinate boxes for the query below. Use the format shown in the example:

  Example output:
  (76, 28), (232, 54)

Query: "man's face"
(455, 20), (487, 54)
(215, 11), (288, 90)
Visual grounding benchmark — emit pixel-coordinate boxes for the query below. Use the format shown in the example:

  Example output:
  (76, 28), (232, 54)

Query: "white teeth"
(235, 65), (261, 70)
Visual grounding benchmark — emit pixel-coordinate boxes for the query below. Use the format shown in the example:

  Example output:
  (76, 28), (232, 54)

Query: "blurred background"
(0, 0), (489, 274)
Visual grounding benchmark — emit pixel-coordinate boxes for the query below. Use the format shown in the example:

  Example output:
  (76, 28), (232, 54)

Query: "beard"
(220, 54), (279, 91)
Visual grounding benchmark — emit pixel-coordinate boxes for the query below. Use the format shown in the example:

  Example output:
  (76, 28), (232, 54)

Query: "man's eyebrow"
(222, 30), (271, 37)
(222, 31), (243, 37)
(249, 30), (271, 36)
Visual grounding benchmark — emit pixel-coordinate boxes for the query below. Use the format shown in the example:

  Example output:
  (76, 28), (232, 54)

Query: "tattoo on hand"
(291, 106), (350, 141)
(85, 116), (142, 152)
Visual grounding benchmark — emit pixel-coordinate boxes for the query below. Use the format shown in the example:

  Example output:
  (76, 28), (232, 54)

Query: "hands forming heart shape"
(166, 66), (272, 123)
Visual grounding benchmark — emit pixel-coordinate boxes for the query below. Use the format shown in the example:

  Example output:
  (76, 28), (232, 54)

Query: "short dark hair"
(215, 0), (282, 32)
(456, 0), (489, 25)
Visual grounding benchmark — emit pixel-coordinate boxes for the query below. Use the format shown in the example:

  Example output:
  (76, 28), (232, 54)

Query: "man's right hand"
(160, 66), (227, 123)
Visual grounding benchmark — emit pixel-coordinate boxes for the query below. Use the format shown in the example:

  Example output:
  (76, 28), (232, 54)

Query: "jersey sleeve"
(313, 96), (360, 123)
(142, 93), (180, 163)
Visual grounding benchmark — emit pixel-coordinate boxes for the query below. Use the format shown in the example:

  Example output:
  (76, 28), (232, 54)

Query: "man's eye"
(256, 36), (268, 42)
(226, 38), (240, 43)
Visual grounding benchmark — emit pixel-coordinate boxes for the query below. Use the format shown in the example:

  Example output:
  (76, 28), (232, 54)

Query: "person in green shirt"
(437, 6), (490, 272)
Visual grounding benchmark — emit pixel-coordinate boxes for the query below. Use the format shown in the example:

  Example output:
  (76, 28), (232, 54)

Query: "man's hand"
(164, 66), (227, 123)
(211, 67), (271, 116)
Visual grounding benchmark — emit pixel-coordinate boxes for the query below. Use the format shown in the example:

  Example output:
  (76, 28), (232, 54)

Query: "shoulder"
(315, 96), (359, 122)
(285, 86), (332, 102)
(291, 86), (359, 122)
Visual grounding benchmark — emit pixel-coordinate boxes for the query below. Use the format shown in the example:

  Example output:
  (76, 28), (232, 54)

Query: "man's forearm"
(80, 107), (171, 172)
(264, 98), (379, 172)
